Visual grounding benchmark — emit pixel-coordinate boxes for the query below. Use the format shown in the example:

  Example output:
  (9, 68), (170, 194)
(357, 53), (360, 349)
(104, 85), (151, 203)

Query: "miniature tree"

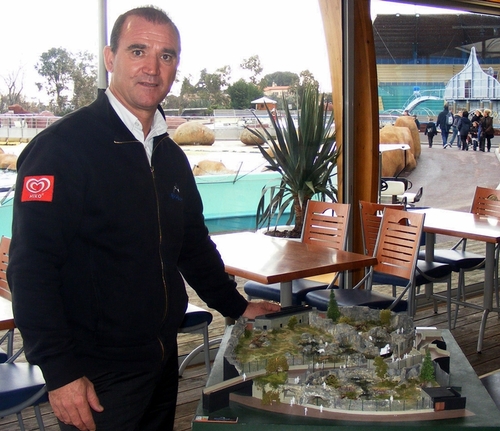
(379, 309), (392, 326)
(287, 315), (298, 330)
(327, 289), (341, 321)
(266, 355), (289, 374)
(374, 356), (388, 379)
(420, 350), (435, 384)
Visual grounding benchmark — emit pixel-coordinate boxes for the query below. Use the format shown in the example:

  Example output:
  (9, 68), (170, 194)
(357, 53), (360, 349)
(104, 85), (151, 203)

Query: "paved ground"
(401, 136), (500, 211)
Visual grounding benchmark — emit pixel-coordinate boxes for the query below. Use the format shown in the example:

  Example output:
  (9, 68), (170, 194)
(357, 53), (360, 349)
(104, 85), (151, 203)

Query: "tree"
(240, 55), (263, 85)
(1, 66), (24, 107)
(374, 356), (388, 379)
(260, 71), (299, 88)
(71, 51), (97, 110)
(196, 67), (232, 108)
(327, 289), (341, 322)
(226, 79), (261, 109)
(420, 350), (435, 384)
(36, 47), (76, 115)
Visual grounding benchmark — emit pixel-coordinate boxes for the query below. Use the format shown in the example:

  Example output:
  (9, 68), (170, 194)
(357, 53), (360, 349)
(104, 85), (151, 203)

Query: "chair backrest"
(359, 201), (405, 256)
(301, 201), (350, 250)
(373, 207), (425, 282)
(0, 236), (10, 301)
(471, 186), (500, 219)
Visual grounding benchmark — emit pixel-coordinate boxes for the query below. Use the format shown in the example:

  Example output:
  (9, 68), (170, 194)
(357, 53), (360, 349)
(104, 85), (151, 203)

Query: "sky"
(0, 1), (460, 104)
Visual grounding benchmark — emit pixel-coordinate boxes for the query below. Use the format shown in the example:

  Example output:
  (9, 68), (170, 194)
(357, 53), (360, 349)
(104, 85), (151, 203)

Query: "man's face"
(104, 15), (180, 119)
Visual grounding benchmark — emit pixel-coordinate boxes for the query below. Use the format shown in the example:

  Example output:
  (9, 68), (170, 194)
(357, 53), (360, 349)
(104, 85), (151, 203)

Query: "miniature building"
(253, 305), (310, 330)
(422, 387), (466, 411)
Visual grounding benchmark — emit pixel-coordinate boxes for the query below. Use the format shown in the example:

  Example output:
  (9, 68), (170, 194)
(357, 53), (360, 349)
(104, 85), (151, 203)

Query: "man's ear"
(103, 46), (114, 73)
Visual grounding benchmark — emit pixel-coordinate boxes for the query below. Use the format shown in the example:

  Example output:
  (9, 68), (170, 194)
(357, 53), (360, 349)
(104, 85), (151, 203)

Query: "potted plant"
(247, 83), (340, 238)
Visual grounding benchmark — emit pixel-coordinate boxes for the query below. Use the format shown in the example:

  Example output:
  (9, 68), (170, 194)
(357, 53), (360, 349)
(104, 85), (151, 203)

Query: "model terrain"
(204, 305), (467, 420)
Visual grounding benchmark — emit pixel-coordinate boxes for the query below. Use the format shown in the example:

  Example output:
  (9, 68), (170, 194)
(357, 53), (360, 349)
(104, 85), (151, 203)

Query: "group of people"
(424, 104), (495, 152)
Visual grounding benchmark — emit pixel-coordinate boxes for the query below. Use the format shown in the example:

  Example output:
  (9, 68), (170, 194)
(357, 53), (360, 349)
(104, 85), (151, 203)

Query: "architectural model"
(202, 305), (467, 421)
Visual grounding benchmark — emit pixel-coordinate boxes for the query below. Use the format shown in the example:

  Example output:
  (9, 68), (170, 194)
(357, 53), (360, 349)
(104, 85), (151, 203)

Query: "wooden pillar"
(318, 0), (379, 258)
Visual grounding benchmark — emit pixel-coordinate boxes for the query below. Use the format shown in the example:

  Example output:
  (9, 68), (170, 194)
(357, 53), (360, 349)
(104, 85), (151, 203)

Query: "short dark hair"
(109, 6), (181, 54)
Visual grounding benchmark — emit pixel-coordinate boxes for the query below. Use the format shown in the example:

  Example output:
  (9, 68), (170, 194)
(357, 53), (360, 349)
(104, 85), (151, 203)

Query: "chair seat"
(0, 348), (7, 364)
(372, 261), (452, 287)
(418, 249), (484, 272)
(305, 288), (408, 313)
(244, 279), (327, 305)
(0, 363), (48, 414)
(179, 303), (213, 329)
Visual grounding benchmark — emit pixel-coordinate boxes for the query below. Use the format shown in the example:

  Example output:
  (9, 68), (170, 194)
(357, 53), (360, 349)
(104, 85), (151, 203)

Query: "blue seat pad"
(305, 288), (408, 313)
(418, 249), (484, 272)
(0, 363), (48, 411)
(180, 303), (213, 329)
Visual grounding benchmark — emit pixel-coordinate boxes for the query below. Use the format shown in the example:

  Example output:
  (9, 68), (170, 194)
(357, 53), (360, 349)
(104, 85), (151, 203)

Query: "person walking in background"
(7, 7), (279, 431)
(448, 110), (462, 149)
(480, 108), (495, 152)
(458, 110), (471, 151)
(425, 117), (437, 148)
(437, 103), (452, 148)
(413, 114), (420, 132)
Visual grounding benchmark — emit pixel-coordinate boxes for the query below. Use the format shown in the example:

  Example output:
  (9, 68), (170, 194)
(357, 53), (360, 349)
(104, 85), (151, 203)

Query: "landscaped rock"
(172, 121), (215, 145)
(379, 125), (417, 176)
(192, 160), (236, 176)
(240, 128), (265, 145)
(394, 115), (422, 158)
(0, 153), (18, 170)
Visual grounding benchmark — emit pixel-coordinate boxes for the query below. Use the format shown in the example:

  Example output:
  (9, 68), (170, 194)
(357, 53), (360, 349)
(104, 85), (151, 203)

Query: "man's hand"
(49, 377), (104, 431)
(242, 301), (280, 320)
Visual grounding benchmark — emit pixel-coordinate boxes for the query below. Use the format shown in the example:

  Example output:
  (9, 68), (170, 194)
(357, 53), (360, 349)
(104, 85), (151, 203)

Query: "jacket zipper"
(115, 137), (169, 360)
(151, 139), (169, 361)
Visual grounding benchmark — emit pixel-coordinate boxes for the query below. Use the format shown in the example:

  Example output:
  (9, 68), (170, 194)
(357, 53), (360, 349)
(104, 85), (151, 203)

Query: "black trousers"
(58, 347), (179, 431)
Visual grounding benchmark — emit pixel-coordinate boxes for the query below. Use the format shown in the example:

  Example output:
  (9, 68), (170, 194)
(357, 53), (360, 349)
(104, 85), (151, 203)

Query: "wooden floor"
(1, 243), (500, 430)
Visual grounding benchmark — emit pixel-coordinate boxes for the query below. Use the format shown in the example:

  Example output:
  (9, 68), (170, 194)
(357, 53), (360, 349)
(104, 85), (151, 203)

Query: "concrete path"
(402, 138), (500, 211)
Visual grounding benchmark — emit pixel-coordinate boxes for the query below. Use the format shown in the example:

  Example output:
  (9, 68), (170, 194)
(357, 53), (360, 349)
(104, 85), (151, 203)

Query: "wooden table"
(413, 207), (500, 352)
(212, 232), (377, 307)
(0, 296), (14, 331)
(0, 296), (14, 357)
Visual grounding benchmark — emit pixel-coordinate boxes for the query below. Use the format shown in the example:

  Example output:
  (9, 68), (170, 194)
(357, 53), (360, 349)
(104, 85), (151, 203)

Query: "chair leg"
(16, 412), (26, 431)
(446, 277), (452, 331)
(34, 404), (46, 431)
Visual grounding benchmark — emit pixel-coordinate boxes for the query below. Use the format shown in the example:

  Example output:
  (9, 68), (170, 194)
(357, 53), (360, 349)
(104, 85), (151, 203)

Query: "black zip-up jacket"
(7, 92), (248, 391)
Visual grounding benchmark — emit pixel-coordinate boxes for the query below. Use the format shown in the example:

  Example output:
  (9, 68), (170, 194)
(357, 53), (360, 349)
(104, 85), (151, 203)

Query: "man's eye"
(161, 54), (173, 62)
(132, 50), (143, 56)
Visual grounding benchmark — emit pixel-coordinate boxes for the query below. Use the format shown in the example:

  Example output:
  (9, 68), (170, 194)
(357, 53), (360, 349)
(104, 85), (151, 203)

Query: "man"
(8, 7), (279, 431)
(436, 103), (452, 148)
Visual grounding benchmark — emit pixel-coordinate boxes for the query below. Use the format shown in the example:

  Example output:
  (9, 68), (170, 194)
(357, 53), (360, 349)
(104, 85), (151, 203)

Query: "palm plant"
(248, 84), (340, 238)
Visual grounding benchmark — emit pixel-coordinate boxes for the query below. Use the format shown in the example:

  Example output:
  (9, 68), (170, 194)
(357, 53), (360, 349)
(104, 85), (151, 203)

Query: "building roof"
(373, 14), (500, 61)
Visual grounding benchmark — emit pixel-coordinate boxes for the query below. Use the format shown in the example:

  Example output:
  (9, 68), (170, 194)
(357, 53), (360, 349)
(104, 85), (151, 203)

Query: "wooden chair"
(421, 186), (500, 324)
(359, 201), (453, 321)
(244, 201), (351, 305)
(306, 208), (453, 323)
(0, 236), (48, 430)
(0, 236), (13, 362)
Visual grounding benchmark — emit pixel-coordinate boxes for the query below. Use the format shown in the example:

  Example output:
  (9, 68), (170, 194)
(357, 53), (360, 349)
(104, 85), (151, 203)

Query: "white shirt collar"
(105, 88), (167, 164)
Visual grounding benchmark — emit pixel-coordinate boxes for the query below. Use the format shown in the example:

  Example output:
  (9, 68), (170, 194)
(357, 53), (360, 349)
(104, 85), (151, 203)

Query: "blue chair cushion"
(180, 303), (213, 329)
(418, 249), (484, 272)
(0, 363), (48, 412)
(414, 261), (453, 284)
(372, 261), (452, 287)
(244, 279), (328, 305)
(305, 288), (408, 313)
(0, 348), (7, 364)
